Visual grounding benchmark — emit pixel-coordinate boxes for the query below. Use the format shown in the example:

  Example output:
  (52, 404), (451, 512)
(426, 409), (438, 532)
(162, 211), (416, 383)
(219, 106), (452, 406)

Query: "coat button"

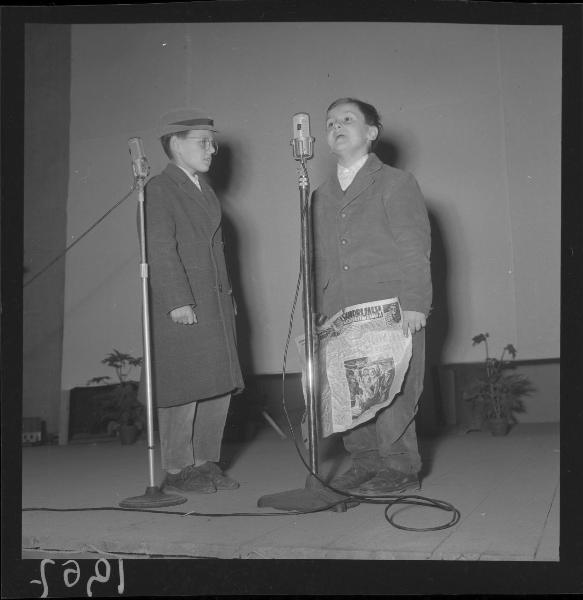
(343, 265), (349, 271)
(341, 238), (348, 245)
(218, 284), (223, 292)
(341, 212), (347, 218)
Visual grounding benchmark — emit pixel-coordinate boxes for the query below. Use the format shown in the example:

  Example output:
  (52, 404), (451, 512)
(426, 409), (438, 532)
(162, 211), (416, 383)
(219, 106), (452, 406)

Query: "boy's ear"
(169, 135), (180, 156)
(367, 126), (379, 142)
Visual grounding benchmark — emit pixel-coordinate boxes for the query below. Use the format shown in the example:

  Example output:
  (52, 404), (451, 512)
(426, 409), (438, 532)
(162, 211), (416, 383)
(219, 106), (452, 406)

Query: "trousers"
(157, 394), (231, 472)
(341, 330), (425, 474)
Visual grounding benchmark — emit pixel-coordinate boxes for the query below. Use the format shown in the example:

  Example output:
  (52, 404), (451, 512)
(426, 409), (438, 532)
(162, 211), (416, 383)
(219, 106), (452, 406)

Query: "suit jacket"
(140, 162), (244, 407)
(312, 153), (432, 319)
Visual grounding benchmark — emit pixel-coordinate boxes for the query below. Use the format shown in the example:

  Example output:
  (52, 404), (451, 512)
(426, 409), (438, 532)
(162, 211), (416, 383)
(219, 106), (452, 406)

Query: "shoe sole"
(206, 474), (240, 490)
(214, 482), (240, 490)
(163, 483), (217, 494)
(327, 475), (377, 493)
(351, 480), (421, 496)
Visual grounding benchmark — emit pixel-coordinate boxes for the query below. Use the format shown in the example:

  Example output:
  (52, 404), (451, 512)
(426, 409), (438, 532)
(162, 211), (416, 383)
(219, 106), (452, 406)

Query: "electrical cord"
(21, 503), (349, 518)
(23, 183), (138, 288)
(270, 160), (461, 531)
(21, 214), (353, 521)
(21, 172), (351, 521)
(275, 215), (461, 532)
(22, 168), (461, 532)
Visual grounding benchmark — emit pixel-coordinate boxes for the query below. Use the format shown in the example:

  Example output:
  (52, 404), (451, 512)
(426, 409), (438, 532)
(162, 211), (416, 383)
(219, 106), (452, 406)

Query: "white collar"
(177, 165), (201, 190)
(337, 154), (368, 190)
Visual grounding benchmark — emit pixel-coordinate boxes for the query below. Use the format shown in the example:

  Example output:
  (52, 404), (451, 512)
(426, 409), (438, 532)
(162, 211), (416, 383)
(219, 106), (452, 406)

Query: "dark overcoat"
(140, 162), (244, 408)
(312, 153), (432, 319)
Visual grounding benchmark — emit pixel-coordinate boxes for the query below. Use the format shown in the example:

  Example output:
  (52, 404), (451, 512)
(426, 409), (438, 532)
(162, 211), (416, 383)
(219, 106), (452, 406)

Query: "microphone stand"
(299, 159), (319, 478)
(120, 154), (187, 509)
(257, 138), (356, 513)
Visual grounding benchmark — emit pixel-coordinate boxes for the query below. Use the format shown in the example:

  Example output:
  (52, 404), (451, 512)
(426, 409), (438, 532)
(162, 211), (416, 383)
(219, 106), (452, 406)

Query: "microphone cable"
(277, 259), (460, 532)
(21, 167), (357, 524)
(21, 167), (346, 521)
(22, 165), (460, 532)
(273, 177), (460, 532)
(22, 194), (349, 521)
(23, 183), (138, 288)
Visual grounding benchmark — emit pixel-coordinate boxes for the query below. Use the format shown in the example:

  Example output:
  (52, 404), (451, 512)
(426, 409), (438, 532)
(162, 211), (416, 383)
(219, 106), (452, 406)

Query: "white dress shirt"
(337, 154), (369, 191)
(178, 165), (201, 191)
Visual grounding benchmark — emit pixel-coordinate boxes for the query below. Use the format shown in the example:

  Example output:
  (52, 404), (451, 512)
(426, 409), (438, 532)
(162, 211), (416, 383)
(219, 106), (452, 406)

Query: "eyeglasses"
(184, 136), (219, 153)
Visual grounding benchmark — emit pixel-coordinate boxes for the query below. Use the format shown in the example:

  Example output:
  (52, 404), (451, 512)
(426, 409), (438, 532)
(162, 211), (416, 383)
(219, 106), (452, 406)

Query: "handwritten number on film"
(30, 558), (125, 597)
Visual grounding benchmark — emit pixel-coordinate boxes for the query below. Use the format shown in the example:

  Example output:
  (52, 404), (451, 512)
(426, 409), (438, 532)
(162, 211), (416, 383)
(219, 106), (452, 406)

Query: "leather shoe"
(163, 465), (216, 494)
(328, 462), (378, 491)
(198, 462), (240, 490)
(357, 468), (420, 496)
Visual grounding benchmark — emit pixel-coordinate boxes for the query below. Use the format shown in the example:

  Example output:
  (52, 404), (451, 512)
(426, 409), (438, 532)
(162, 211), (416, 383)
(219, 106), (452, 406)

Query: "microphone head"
(128, 137), (150, 179)
(291, 113), (314, 160)
(128, 137), (145, 161)
(292, 113), (311, 140)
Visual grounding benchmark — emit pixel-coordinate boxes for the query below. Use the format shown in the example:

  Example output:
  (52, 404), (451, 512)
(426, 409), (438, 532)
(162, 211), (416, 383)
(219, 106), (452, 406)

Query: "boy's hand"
(402, 310), (426, 336)
(170, 305), (198, 325)
(315, 313), (328, 327)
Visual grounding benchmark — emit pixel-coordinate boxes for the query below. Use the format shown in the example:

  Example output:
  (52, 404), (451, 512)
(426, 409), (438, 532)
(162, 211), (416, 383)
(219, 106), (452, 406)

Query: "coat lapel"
(199, 176), (222, 240)
(338, 154), (383, 211)
(164, 163), (221, 236)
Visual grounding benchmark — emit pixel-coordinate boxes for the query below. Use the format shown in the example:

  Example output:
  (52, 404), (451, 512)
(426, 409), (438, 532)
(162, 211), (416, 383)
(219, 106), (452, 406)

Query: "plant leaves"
(505, 344), (517, 359)
(472, 333), (489, 345)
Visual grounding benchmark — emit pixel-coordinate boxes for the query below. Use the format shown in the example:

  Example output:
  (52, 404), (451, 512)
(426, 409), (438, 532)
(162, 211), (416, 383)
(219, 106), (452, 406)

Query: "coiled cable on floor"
(277, 255), (461, 532)
(22, 191), (461, 531)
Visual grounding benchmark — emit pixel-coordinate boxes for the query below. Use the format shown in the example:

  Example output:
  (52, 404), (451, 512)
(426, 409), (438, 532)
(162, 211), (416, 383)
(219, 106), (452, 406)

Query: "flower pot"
(119, 424), (139, 445)
(467, 404), (485, 432)
(488, 418), (510, 436)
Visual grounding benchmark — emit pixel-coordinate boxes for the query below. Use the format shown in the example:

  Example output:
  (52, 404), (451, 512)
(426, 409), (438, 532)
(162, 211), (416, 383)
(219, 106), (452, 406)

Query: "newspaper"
(297, 298), (412, 439)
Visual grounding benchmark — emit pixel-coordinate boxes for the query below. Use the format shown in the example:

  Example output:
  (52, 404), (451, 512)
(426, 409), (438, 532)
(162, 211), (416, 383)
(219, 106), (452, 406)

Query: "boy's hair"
(326, 97), (383, 147)
(160, 130), (190, 160)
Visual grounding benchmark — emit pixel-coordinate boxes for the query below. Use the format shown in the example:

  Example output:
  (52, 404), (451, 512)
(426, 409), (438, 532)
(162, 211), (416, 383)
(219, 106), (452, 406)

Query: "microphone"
(128, 137), (150, 180)
(291, 113), (314, 160)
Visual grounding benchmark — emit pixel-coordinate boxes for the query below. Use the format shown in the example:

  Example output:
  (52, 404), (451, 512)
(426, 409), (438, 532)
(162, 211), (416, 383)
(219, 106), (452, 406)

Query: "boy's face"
(172, 131), (217, 174)
(325, 103), (378, 163)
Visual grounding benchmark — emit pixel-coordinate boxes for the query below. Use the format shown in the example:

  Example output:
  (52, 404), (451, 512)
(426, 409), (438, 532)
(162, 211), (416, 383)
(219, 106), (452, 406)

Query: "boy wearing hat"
(141, 108), (244, 493)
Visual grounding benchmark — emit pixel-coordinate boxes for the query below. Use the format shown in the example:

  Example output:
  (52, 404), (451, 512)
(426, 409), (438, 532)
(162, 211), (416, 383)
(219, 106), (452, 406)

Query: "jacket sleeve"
(144, 178), (196, 313)
(384, 172), (432, 316)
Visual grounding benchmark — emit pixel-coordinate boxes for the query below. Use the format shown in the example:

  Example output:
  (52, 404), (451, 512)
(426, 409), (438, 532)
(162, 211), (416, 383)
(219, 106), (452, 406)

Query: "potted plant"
(87, 350), (145, 445)
(464, 333), (536, 436)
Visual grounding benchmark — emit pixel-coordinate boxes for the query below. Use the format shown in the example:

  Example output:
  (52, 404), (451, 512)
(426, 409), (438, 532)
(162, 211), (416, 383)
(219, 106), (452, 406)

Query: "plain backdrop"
(23, 22), (561, 434)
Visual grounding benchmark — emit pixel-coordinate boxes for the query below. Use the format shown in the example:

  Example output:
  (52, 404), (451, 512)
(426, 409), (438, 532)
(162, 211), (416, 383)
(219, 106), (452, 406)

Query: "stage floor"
(22, 422), (559, 561)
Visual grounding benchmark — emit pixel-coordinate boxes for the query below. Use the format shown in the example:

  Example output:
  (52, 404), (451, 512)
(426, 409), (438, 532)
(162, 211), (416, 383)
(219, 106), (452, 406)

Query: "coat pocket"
(371, 267), (402, 301)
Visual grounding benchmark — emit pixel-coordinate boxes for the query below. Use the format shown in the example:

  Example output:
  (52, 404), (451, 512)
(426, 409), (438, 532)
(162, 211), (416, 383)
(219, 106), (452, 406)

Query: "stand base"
(257, 474), (360, 513)
(119, 486), (187, 509)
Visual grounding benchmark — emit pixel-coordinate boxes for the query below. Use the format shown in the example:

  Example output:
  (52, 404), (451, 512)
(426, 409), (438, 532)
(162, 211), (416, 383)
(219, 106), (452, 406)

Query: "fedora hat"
(159, 107), (217, 138)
